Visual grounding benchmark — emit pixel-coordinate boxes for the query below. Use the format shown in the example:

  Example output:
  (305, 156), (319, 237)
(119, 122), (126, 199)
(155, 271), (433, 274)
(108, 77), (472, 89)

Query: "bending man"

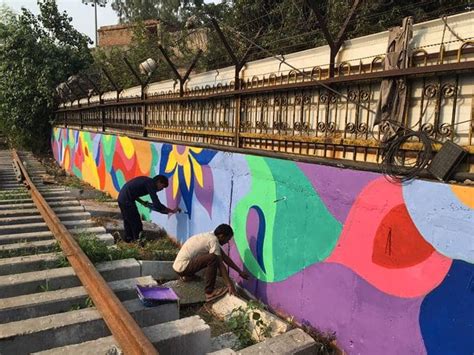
(173, 224), (249, 302)
(117, 175), (180, 243)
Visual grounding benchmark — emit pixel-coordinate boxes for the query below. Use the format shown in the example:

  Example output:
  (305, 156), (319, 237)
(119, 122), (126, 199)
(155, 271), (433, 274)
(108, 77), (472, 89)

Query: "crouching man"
(172, 224), (249, 302)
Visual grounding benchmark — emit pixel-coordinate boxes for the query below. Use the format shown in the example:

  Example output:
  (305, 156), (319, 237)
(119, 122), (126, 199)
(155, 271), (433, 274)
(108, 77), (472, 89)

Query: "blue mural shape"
(420, 260), (474, 355)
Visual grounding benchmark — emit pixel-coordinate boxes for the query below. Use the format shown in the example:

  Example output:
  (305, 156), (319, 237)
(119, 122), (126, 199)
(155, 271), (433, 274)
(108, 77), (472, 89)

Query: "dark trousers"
(177, 254), (219, 294)
(118, 201), (142, 242)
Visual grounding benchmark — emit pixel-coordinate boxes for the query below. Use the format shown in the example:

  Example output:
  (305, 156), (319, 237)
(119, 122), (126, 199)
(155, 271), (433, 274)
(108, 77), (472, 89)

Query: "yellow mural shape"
(118, 136), (135, 160)
(451, 185), (474, 209)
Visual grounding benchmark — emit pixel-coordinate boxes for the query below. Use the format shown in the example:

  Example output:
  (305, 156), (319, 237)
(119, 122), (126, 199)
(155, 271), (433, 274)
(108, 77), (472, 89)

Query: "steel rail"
(11, 150), (158, 355)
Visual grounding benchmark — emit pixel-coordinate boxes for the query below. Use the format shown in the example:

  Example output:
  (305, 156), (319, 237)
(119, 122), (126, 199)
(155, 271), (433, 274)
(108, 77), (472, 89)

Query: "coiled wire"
(381, 128), (433, 183)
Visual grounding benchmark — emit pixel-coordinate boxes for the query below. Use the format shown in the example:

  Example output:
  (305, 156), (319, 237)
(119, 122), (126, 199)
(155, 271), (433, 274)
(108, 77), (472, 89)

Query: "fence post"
(210, 19), (261, 148)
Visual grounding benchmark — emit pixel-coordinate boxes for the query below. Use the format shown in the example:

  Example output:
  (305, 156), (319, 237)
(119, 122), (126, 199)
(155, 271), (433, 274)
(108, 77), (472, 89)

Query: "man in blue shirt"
(117, 175), (180, 242)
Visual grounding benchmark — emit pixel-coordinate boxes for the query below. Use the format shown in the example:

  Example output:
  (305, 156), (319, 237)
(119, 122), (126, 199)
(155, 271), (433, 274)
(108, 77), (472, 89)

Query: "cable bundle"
(381, 129), (433, 183)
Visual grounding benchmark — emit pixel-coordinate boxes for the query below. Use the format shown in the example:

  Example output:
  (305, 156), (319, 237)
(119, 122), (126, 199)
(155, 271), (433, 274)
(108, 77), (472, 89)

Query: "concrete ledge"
(0, 212), (91, 226)
(208, 349), (236, 355)
(0, 299), (179, 354)
(237, 329), (316, 355)
(211, 295), (290, 340)
(0, 276), (157, 323)
(0, 219), (96, 234)
(0, 239), (57, 256)
(34, 316), (211, 355)
(0, 258), (140, 298)
(0, 206), (85, 218)
(138, 260), (178, 280)
(0, 227), (108, 246)
(0, 200), (81, 210)
(0, 253), (60, 276)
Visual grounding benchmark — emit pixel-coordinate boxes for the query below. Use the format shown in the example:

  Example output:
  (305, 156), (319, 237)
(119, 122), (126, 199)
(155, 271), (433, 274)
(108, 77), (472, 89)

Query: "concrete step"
(0, 239), (59, 258)
(211, 295), (289, 340)
(238, 329), (317, 355)
(0, 212), (91, 226)
(0, 233), (114, 258)
(0, 200), (80, 210)
(138, 260), (178, 281)
(0, 258), (140, 298)
(0, 252), (61, 276)
(0, 195), (78, 206)
(0, 299), (179, 354)
(0, 231), (114, 247)
(0, 226), (108, 246)
(0, 275), (157, 323)
(0, 206), (85, 218)
(0, 219), (96, 235)
(34, 316), (210, 355)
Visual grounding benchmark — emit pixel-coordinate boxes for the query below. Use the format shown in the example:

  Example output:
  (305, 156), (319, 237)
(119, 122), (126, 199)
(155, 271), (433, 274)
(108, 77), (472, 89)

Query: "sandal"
(205, 287), (228, 302)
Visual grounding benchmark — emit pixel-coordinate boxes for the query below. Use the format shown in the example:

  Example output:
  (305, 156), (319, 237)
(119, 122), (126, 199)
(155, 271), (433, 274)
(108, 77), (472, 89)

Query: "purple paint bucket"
(136, 285), (179, 307)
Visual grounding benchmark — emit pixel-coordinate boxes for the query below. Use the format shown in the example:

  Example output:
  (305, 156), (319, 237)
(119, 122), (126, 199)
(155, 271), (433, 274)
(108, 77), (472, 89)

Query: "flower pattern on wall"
(159, 144), (217, 218)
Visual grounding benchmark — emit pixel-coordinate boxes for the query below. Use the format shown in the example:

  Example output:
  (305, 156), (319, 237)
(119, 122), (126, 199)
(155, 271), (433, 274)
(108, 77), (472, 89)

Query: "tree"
(0, 0), (92, 151)
(111, 0), (204, 24)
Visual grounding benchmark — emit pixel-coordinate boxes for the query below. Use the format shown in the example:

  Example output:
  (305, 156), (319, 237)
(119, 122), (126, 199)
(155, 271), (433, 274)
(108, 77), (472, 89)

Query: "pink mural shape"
(327, 177), (452, 298)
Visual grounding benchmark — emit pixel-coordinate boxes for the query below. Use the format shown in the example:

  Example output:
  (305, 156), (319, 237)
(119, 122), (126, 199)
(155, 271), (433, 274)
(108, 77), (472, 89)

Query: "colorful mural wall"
(52, 127), (473, 355)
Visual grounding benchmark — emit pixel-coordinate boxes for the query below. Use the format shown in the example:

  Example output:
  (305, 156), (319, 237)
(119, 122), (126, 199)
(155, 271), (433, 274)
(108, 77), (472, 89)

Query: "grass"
(54, 232), (141, 264)
(180, 303), (232, 338)
(0, 188), (29, 200)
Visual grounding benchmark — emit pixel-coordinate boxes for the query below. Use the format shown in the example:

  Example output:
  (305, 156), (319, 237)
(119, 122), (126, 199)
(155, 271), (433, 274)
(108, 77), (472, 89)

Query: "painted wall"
(52, 127), (474, 355)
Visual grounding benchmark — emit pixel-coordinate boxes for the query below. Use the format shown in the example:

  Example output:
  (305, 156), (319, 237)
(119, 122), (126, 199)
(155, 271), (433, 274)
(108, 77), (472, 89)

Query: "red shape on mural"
(74, 139), (84, 170)
(112, 141), (139, 180)
(97, 146), (106, 189)
(372, 204), (434, 268)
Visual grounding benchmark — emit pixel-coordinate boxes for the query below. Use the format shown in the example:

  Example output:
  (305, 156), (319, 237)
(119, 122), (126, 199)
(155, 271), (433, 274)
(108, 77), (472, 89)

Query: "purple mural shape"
(194, 165), (214, 218)
(240, 262), (426, 355)
(298, 163), (378, 223)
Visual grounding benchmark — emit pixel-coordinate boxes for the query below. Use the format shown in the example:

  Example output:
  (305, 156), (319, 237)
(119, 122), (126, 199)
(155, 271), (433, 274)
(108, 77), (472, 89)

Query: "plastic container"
(136, 285), (179, 307)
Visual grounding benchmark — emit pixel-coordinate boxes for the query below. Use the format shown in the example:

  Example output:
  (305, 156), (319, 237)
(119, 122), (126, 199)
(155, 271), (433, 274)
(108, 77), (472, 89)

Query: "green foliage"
(103, 0), (470, 85)
(111, 0), (204, 24)
(0, 188), (29, 200)
(39, 280), (51, 292)
(74, 232), (140, 263)
(0, 0), (92, 151)
(226, 300), (272, 349)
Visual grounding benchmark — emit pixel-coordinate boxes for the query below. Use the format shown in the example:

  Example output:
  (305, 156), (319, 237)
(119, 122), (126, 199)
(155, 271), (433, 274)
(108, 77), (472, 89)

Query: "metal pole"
(94, 0), (98, 46)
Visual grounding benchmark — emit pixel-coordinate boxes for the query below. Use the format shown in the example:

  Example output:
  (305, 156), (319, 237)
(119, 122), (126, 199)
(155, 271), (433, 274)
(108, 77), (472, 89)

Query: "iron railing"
(55, 43), (474, 173)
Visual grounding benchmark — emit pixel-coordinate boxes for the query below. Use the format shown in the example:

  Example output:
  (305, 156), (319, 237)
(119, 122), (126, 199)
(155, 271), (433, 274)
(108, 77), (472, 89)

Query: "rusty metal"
(57, 52), (474, 174)
(12, 150), (158, 355)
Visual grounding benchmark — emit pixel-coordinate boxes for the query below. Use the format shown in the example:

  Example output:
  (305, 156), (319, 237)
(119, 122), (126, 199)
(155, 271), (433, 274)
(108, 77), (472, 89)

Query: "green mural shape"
(101, 134), (117, 173)
(233, 156), (342, 282)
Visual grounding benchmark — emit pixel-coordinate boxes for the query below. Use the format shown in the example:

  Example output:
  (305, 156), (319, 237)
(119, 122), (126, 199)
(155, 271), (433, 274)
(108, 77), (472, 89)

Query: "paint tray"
(136, 285), (179, 307)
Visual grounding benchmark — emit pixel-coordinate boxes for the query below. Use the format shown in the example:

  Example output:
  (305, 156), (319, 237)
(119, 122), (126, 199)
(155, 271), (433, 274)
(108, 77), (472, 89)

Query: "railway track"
(0, 150), (210, 355)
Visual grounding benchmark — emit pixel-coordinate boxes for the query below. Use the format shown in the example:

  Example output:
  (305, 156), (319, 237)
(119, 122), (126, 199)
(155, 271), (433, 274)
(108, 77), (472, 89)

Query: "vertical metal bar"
(450, 75), (459, 141)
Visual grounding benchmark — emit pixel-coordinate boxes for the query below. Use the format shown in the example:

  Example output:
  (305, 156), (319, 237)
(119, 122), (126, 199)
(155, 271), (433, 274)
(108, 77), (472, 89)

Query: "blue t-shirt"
(117, 176), (168, 213)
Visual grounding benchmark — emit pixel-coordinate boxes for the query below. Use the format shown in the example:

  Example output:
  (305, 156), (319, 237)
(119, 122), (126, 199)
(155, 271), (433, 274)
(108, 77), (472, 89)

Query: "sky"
(0, 0), (219, 46)
(1, 0), (118, 45)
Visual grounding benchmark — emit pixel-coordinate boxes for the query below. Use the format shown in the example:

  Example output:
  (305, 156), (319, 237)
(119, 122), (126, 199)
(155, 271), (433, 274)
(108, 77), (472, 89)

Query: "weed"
(94, 193), (111, 202)
(226, 300), (272, 349)
(300, 324), (338, 355)
(39, 280), (50, 292)
(84, 297), (94, 308)
(0, 188), (29, 200)
(69, 304), (82, 311)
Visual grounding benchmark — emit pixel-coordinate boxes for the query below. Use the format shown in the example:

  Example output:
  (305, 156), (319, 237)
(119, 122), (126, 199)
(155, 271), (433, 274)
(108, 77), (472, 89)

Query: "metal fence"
(55, 42), (474, 173)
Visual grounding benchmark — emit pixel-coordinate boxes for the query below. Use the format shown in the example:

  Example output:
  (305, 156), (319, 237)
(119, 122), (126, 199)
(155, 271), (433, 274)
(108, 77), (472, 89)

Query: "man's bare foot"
(205, 287), (228, 302)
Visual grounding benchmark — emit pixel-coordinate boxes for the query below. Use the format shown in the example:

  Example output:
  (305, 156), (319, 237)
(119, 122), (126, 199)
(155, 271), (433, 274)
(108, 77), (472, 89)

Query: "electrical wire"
(380, 128), (433, 183)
